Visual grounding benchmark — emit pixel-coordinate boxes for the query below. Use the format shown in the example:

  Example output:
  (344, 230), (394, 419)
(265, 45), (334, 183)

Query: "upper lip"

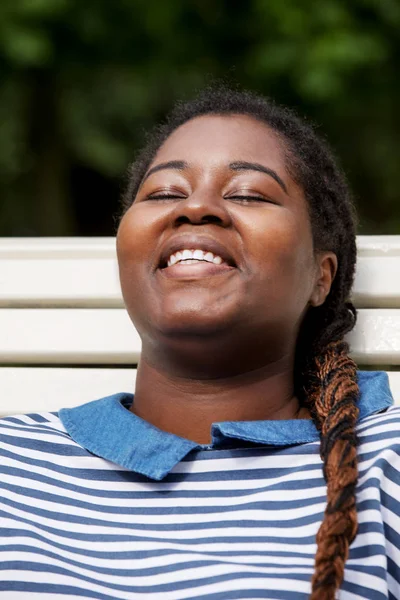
(158, 235), (237, 269)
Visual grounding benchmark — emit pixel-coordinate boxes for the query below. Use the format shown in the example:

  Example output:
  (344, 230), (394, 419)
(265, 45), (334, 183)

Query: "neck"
(131, 352), (307, 444)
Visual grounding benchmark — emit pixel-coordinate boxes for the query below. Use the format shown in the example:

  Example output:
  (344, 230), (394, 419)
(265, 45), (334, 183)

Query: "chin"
(153, 308), (234, 339)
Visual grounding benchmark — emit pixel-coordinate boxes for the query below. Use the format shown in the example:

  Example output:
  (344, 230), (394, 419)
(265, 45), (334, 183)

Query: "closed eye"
(227, 194), (276, 204)
(145, 192), (276, 203)
(146, 192), (187, 201)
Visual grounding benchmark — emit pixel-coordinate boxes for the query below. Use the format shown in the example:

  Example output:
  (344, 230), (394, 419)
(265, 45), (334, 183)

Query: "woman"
(0, 86), (399, 600)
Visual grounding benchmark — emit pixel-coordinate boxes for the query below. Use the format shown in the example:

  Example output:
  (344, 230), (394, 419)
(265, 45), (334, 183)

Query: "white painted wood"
(355, 235), (400, 256)
(0, 367), (397, 417)
(0, 237), (115, 259)
(1, 255), (399, 309)
(1, 236), (400, 308)
(353, 256), (400, 308)
(0, 309), (141, 364)
(1, 236), (400, 414)
(347, 309), (400, 365)
(387, 372), (400, 400)
(0, 258), (123, 307)
(2, 235), (398, 259)
(0, 238), (122, 308)
(0, 308), (399, 365)
(0, 367), (137, 416)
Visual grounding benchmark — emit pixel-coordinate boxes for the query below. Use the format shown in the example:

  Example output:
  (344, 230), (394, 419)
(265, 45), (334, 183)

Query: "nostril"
(175, 215), (192, 225)
(175, 214), (223, 225)
(201, 215), (223, 224)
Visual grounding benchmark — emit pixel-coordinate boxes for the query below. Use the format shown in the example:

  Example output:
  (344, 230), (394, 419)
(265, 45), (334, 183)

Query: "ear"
(309, 252), (338, 307)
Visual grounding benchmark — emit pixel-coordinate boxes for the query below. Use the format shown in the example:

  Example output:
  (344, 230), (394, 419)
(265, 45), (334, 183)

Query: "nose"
(172, 189), (232, 228)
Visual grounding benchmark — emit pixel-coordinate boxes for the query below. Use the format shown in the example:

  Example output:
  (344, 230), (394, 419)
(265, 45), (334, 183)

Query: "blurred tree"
(0, 0), (398, 235)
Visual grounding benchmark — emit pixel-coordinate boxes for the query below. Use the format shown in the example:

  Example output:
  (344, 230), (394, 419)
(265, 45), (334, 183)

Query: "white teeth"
(193, 249), (205, 260)
(166, 248), (226, 268)
(181, 250), (192, 261)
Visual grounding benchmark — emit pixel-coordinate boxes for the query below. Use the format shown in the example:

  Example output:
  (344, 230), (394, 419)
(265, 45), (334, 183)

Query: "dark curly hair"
(120, 85), (359, 599)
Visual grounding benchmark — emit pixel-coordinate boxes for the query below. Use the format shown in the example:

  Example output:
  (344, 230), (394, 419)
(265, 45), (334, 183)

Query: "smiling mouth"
(167, 248), (226, 268)
(160, 248), (235, 277)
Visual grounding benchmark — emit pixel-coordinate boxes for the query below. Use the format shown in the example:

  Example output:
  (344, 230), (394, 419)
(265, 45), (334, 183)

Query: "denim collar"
(59, 371), (393, 481)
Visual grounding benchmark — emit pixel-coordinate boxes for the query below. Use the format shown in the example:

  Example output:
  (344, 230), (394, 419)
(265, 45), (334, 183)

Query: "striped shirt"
(0, 370), (399, 599)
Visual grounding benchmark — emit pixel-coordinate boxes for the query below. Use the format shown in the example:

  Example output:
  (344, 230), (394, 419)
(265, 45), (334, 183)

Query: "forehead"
(153, 114), (288, 173)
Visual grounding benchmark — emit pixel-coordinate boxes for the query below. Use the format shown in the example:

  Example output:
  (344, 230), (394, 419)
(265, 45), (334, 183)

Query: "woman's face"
(117, 115), (333, 363)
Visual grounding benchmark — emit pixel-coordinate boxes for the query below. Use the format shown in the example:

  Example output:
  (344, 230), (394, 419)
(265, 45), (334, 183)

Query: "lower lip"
(159, 261), (235, 278)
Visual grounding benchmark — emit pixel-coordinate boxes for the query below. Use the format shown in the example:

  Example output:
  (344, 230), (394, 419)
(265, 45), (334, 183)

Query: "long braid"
(121, 84), (361, 599)
(307, 341), (359, 598)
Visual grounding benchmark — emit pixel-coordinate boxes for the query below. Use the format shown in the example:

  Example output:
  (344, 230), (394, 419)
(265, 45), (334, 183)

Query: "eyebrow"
(229, 161), (287, 193)
(143, 159), (287, 193)
(143, 161), (188, 182)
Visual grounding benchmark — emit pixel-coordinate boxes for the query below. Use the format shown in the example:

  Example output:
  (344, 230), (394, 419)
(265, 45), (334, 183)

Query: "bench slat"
(0, 308), (140, 364)
(0, 367), (137, 415)
(1, 236), (399, 416)
(1, 237), (400, 308)
(2, 235), (399, 258)
(347, 309), (400, 365)
(0, 237), (115, 259)
(353, 256), (400, 308)
(0, 367), (397, 417)
(0, 258), (122, 307)
(1, 308), (400, 365)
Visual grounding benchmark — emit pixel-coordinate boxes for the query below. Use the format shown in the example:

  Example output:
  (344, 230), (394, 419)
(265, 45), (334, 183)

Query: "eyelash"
(228, 195), (271, 203)
(146, 193), (273, 204)
(147, 193), (185, 201)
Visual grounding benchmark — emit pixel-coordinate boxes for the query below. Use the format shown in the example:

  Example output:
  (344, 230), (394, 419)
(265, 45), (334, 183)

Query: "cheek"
(117, 204), (164, 267)
(244, 211), (315, 304)
(116, 213), (152, 332)
(116, 208), (155, 309)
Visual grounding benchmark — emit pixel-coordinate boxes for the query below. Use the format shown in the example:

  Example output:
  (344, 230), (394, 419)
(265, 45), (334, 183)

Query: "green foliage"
(0, 0), (398, 234)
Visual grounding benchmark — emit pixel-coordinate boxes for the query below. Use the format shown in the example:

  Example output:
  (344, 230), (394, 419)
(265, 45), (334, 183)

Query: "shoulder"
(356, 407), (400, 583)
(357, 405), (400, 477)
(0, 410), (78, 454)
(357, 404), (400, 443)
(357, 405), (400, 449)
(0, 410), (68, 436)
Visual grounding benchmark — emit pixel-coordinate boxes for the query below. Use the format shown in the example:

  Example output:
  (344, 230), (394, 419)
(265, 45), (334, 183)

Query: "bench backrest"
(1, 236), (399, 415)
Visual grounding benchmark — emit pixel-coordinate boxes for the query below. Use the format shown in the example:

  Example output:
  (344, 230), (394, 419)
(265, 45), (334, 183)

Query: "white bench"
(1, 236), (400, 416)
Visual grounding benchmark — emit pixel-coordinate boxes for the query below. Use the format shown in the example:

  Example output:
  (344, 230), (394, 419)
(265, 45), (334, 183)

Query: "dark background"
(0, 0), (399, 237)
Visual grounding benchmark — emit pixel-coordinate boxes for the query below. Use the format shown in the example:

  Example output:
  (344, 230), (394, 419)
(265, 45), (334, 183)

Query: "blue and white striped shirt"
(0, 371), (399, 599)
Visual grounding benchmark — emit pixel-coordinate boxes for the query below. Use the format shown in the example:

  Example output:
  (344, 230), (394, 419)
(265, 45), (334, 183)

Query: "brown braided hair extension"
(120, 84), (360, 599)
(306, 341), (359, 599)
